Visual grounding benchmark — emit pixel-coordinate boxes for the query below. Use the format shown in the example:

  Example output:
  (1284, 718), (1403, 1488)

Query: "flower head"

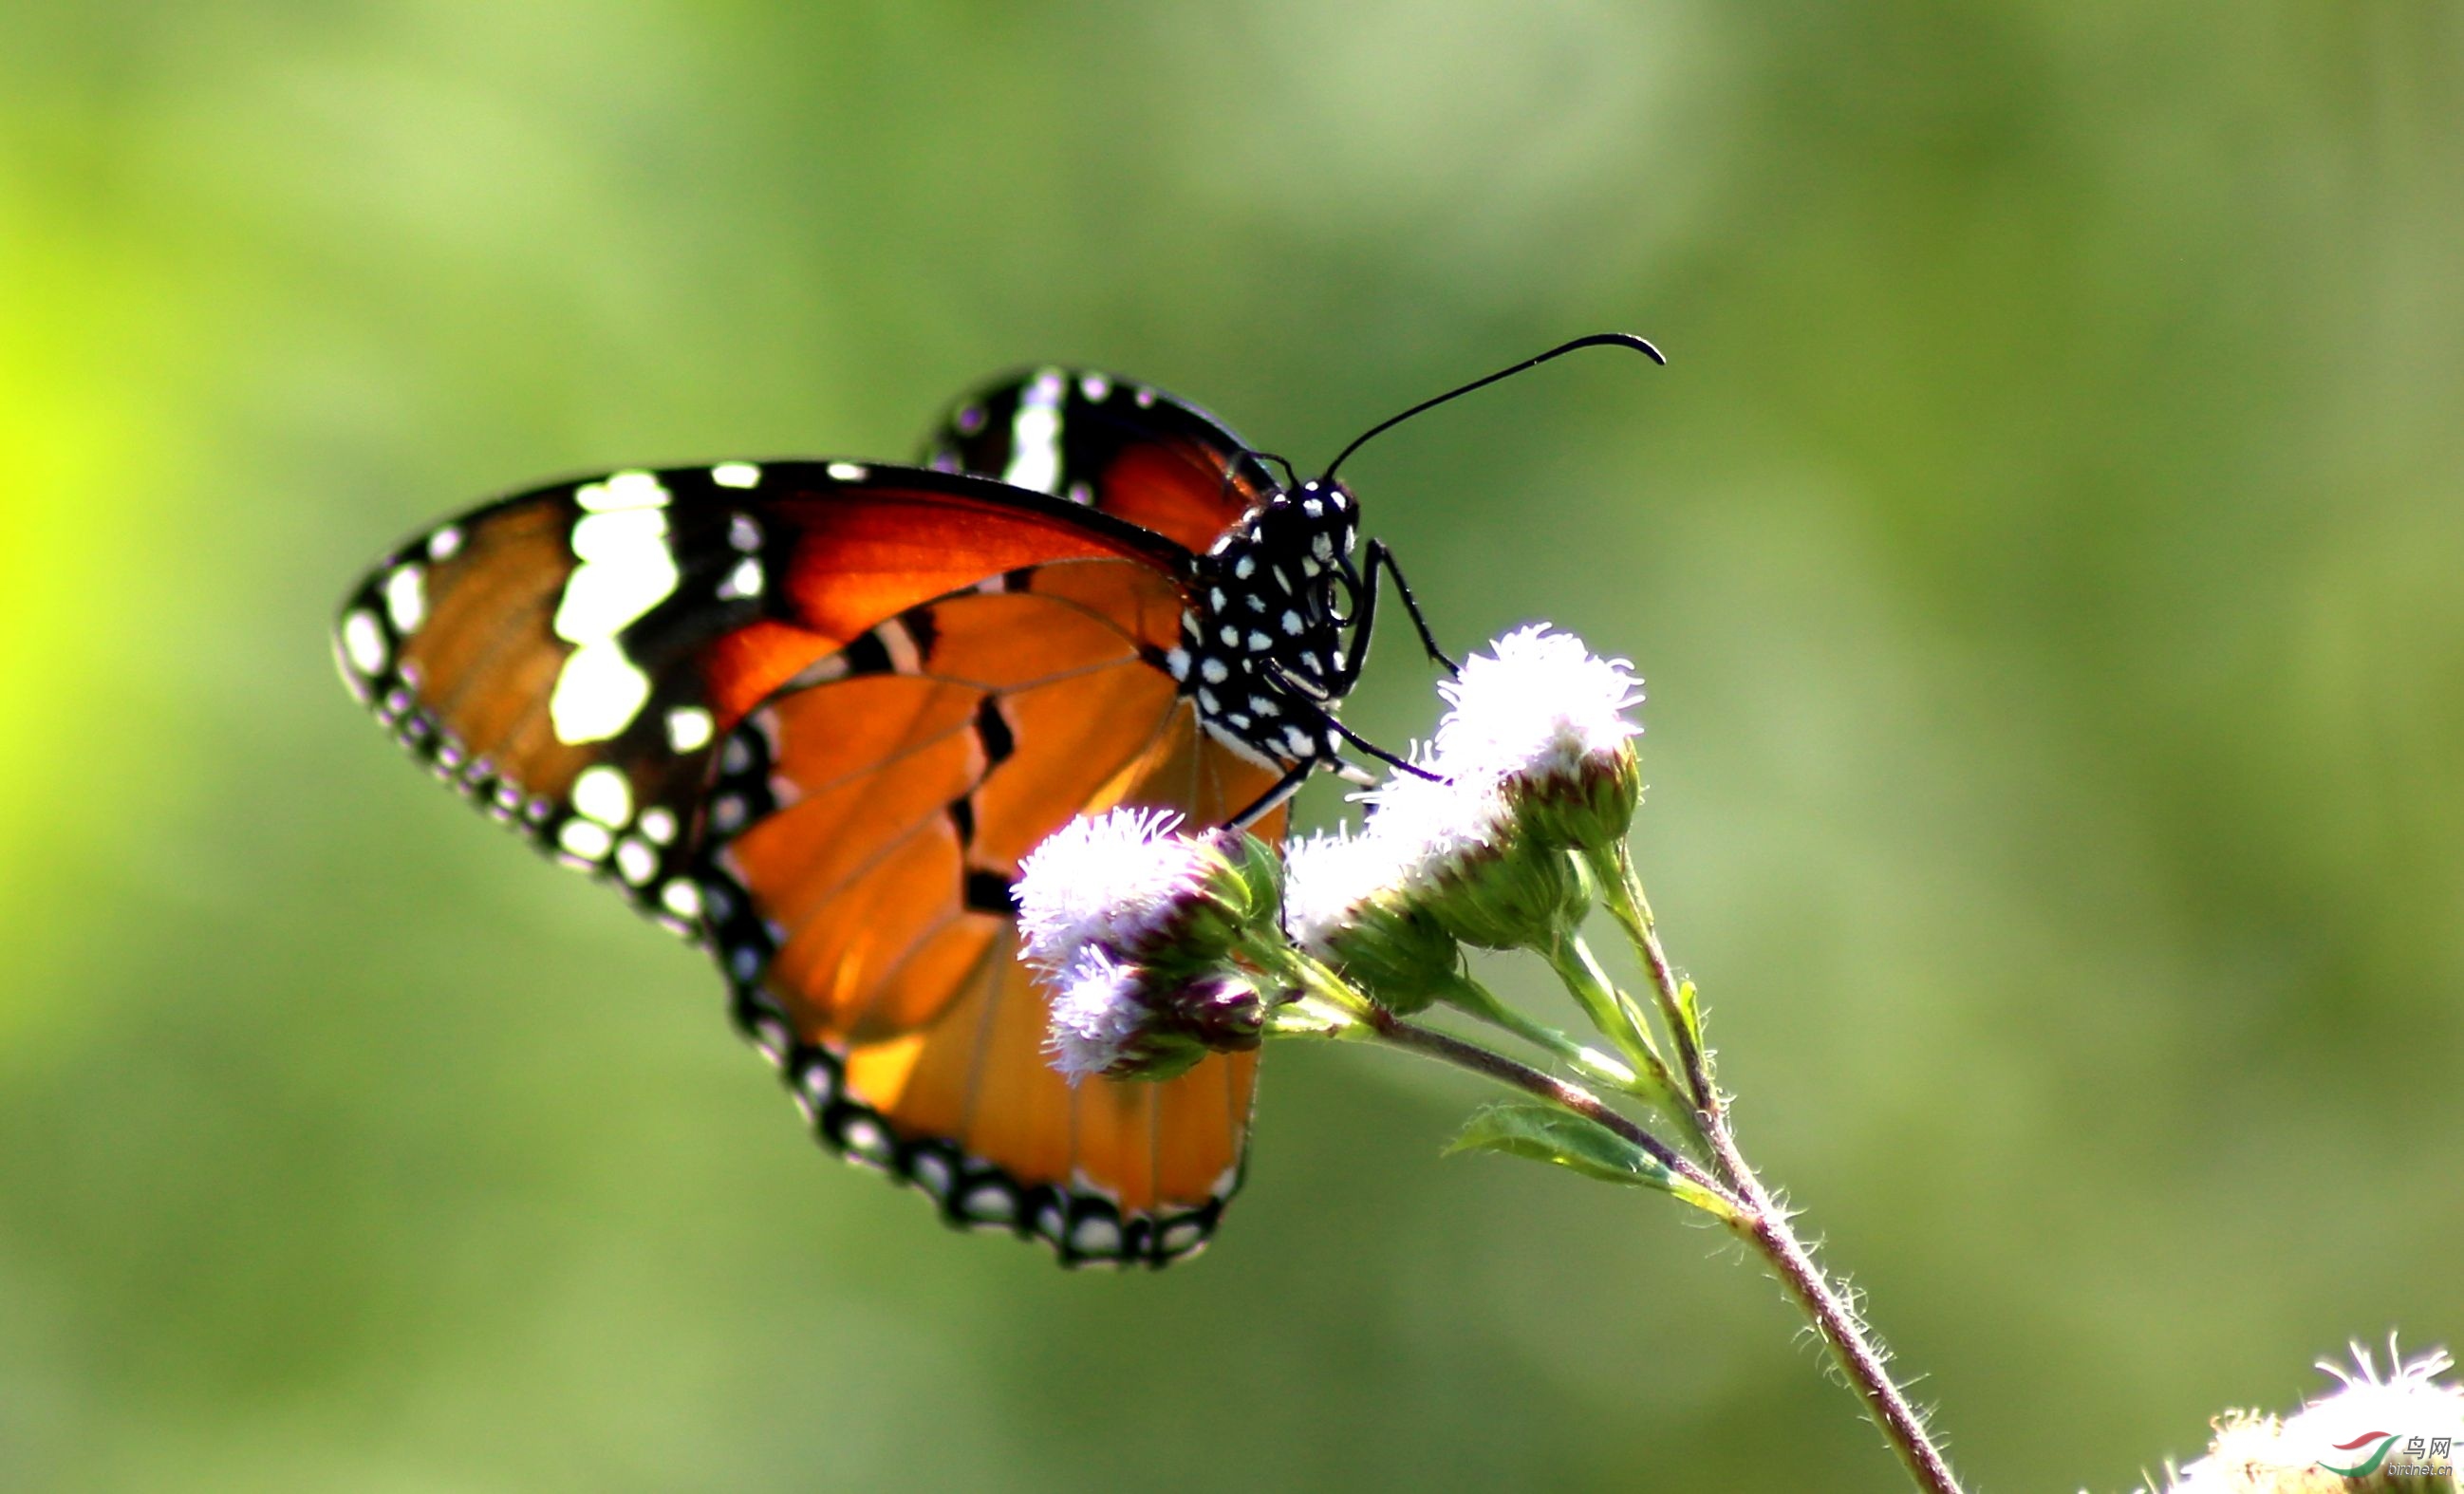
(1017, 808), (1266, 976)
(1284, 824), (1461, 1010)
(2144, 1336), (2461, 1491)
(1433, 625), (1643, 784)
(1017, 808), (1282, 1082)
(1432, 626), (1644, 851)
(1042, 947), (1269, 1084)
(1341, 753), (1580, 950)
(1044, 946), (1153, 1082)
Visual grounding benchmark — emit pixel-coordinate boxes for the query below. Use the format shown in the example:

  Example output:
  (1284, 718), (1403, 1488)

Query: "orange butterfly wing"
(695, 561), (1284, 1265)
(333, 462), (1185, 931)
(337, 377), (1312, 1267)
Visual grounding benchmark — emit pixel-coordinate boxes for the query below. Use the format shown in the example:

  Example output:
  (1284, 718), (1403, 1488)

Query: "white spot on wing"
(550, 645), (652, 744)
(638, 806), (678, 845)
(1070, 1215), (1123, 1257)
(426, 526), (463, 561)
(825, 461), (868, 481)
(712, 462), (760, 489)
(576, 470), (669, 512)
(548, 504), (681, 744)
(665, 705), (714, 752)
(613, 837), (658, 886)
(571, 764), (633, 827)
(341, 610), (388, 676)
(718, 556), (764, 600)
(557, 817), (614, 861)
(660, 879), (703, 920)
(1002, 369), (1067, 494)
(556, 510), (680, 641)
(383, 566), (426, 633)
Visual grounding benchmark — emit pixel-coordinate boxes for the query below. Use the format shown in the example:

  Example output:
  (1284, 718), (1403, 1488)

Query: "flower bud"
(1018, 811), (1285, 1083)
(1361, 765), (1587, 952)
(1286, 826), (1460, 1013)
(1044, 948), (1269, 1084)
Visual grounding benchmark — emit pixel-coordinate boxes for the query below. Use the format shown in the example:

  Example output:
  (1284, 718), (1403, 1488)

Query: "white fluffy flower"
(1283, 824), (1404, 955)
(1354, 752), (1515, 891)
(1432, 625), (1642, 786)
(1016, 807), (1210, 971)
(1043, 947), (1150, 1082)
(1280, 626), (1638, 954)
(1017, 809), (1280, 1081)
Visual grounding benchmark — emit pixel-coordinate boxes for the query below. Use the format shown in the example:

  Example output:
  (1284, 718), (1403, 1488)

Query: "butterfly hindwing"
(694, 573), (1283, 1265)
(922, 366), (1280, 555)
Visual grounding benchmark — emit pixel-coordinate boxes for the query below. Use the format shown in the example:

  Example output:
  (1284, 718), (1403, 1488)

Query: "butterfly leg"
(1227, 760), (1316, 831)
(1319, 711), (1443, 782)
(1335, 540), (1460, 694)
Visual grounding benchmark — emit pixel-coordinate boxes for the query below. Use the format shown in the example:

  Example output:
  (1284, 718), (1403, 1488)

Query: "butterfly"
(332, 334), (1660, 1266)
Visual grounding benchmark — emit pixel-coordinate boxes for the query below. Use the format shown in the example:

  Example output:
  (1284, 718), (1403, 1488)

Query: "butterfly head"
(1171, 478), (1362, 766)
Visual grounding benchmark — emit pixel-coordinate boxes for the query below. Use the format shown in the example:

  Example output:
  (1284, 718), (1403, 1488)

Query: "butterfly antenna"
(1251, 451), (1299, 490)
(1319, 332), (1666, 483)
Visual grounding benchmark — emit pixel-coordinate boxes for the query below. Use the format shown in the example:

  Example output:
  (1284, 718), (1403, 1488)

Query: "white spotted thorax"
(1167, 477), (1360, 768)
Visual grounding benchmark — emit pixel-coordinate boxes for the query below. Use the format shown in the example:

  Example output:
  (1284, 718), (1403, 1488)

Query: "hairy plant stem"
(1266, 868), (1963, 1493)
(1361, 1007), (1730, 1209)
(1591, 842), (1965, 1494)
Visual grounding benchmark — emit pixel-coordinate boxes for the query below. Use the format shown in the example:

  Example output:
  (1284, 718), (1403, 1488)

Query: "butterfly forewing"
(333, 462), (1190, 931)
(923, 366), (1279, 554)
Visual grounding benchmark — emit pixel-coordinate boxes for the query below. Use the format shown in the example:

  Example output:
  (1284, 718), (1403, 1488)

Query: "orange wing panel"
(699, 571), (1285, 1263)
(771, 489), (1179, 645)
(847, 704), (1282, 1242)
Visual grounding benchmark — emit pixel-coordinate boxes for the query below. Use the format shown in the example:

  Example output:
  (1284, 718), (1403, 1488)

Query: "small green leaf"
(1446, 1101), (1676, 1190)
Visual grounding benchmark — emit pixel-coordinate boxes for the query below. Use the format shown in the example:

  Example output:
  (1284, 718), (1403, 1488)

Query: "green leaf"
(1446, 1102), (1676, 1190)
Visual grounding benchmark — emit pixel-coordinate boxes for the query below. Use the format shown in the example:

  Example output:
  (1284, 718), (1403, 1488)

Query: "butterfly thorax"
(1167, 477), (1359, 767)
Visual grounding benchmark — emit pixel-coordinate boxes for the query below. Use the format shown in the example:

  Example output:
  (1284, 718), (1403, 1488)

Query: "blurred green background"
(6, 4), (2461, 1490)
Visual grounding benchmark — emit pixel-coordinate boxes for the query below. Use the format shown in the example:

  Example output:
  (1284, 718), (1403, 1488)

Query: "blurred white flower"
(2145, 1336), (2461, 1492)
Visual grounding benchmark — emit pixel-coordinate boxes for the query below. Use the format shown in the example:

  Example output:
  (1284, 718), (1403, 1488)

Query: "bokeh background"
(6, 5), (2461, 1490)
